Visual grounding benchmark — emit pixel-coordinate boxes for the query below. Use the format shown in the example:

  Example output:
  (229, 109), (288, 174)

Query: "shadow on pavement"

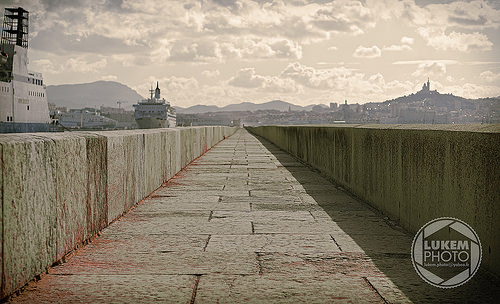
(253, 133), (500, 304)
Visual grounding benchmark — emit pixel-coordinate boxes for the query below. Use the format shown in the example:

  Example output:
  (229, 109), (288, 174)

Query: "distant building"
(419, 78), (437, 95)
(422, 78), (430, 92)
(329, 102), (338, 110)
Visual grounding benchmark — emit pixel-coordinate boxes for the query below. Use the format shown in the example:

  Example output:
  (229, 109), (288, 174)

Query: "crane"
(116, 101), (126, 109)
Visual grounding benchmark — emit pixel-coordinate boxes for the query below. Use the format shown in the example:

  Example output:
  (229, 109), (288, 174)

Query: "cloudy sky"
(2, 0), (500, 107)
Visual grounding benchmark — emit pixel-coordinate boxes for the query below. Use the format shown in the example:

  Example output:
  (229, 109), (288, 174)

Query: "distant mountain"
(177, 105), (221, 113)
(177, 100), (312, 114)
(47, 81), (144, 110)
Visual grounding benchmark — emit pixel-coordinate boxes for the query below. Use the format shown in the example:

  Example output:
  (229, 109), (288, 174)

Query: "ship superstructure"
(58, 109), (117, 129)
(134, 82), (176, 128)
(0, 7), (53, 132)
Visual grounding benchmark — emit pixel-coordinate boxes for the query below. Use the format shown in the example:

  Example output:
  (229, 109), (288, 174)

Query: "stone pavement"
(10, 129), (499, 303)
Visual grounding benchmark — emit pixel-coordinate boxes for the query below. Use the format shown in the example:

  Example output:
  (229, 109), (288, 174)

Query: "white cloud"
(201, 70), (221, 78)
(444, 0), (500, 30)
(480, 71), (500, 83)
(222, 39), (302, 60)
(417, 28), (493, 52)
(327, 46), (338, 51)
(367, 0), (499, 52)
(280, 62), (351, 90)
(66, 57), (107, 73)
(393, 60), (458, 65)
(311, 1), (376, 35)
(353, 45), (381, 58)
(164, 38), (302, 63)
(411, 62), (447, 79)
(385, 80), (415, 93)
(32, 56), (107, 74)
(231, 62), (394, 98)
(100, 75), (118, 81)
(383, 35), (414, 51)
(383, 44), (412, 51)
(168, 40), (222, 62)
(401, 36), (414, 45)
(441, 83), (500, 99)
(228, 68), (299, 93)
(32, 58), (55, 73)
(228, 68), (265, 88)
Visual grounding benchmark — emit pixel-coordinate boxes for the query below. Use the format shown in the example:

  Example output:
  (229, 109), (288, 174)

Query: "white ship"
(134, 82), (176, 129)
(57, 109), (117, 129)
(0, 7), (54, 133)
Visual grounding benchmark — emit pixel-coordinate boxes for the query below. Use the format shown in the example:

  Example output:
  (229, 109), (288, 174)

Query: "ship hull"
(0, 122), (58, 133)
(135, 117), (168, 129)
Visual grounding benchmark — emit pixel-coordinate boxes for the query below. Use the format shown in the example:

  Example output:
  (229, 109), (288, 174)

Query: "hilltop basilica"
(419, 78), (437, 95)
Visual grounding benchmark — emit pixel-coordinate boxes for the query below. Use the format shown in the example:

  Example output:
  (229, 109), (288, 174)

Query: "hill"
(47, 81), (144, 110)
(177, 100), (312, 114)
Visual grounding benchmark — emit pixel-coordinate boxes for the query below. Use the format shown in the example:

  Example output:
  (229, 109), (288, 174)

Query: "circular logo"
(411, 217), (481, 288)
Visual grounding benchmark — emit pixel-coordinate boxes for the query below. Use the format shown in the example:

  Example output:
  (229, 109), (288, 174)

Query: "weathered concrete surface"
(247, 124), (500, 277)
(0, 126), (236, 299)
(1, 135), (57, 299)
(84, 134), (107, 237)
(9, 129), (499, 303)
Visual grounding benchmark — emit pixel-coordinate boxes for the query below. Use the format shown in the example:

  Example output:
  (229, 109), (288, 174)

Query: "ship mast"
(1, 7), (29, 48)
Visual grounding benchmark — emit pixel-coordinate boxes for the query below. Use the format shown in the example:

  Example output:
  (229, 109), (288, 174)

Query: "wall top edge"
(0, 126), (237, 143)
(249, 124), (500, 133)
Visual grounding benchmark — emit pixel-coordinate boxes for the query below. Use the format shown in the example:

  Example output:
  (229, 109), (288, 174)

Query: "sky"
(1, 0), (500, 108)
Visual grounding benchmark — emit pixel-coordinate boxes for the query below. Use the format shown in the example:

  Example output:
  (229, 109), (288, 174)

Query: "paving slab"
(14, 275), (195, 303)
(10, 129), (500, 303)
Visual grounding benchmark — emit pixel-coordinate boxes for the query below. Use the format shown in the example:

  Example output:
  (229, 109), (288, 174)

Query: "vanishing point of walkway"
(10, 129), (499, 303)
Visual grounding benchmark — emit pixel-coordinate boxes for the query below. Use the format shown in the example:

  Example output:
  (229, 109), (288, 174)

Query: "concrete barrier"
(0, 126), (237, 299)
(247, 124), (500, 277)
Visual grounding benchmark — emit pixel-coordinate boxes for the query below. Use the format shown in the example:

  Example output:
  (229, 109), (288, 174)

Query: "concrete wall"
(0, 126), (237, 298)
(247, 124), (500, 277)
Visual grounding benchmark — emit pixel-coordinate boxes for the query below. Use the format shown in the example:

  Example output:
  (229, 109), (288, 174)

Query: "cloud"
(382, 35), (414, 51)
(327, 46), (338, 51)
(400, 36), (414, 45)
(411, 62), (447, 79)
(367, 0), (499, 52)
(226, 62), (391, 100)
(222, 39), (302, 60)
(168, 40), (223, 62)
(65, 57), (107, 73)
(279, 62), (349, 89)
(480, 71), (500, 83)
(228, 68), (264, 88)
(353, 45), (381, 58)
(270, 62), (388, 96)
(441, 82), (500, 99)
(383, 44), (412, 51)
(444, 1), (500, 30)
(164, 38), (302, 63)
(228, 67), (298, 92)
(201, 70), (221, 78)
(416, 28), (493, 52)
(393, 60), (458, 65)
(32, 56), (107, 74)
(100, 75), (118, 81)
